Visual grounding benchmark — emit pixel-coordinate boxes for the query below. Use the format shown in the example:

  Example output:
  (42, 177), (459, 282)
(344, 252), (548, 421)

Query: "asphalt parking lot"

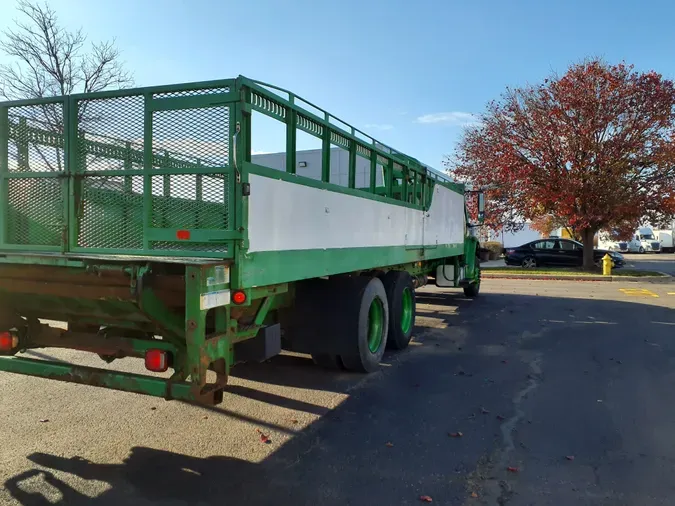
(484, 252), (675, 275)
(622, 252), (675, 275)
(1, 279), (675, 505)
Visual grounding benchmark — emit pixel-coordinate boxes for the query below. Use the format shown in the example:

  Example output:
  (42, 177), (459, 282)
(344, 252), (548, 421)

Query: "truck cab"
(632, 228), (661, 253)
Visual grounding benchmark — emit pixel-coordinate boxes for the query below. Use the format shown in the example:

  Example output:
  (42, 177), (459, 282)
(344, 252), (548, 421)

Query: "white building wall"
(252, 148), (384, 188)
(487, 222), (542, 247)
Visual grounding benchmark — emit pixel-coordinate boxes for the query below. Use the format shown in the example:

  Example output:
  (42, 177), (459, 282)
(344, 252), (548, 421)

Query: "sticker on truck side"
(200, 289), (231, 310)
(206, 265), (229, 287)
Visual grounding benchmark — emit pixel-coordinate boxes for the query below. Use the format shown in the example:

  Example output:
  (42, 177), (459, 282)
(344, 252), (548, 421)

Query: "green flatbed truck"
(0, 76), (483, 405)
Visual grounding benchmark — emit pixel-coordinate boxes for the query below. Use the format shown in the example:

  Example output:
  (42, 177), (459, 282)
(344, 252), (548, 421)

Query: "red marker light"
(0, 331), (18, 351)
(176, 230), (191, 240)
(145, 349), (170, 373)
(232, 291), (247, 305)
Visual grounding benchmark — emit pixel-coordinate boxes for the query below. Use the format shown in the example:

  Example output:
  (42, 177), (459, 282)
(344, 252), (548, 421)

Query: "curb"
(482, 272), (673, 283)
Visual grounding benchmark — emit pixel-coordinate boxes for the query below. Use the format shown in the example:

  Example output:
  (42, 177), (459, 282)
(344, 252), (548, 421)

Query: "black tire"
(639, 246), (645, 253)
(311, 353), (343, 370)
(464, 251), (481, 297)
(381, 271), (416, 350)
(521, 256), (537, 268)
(338, 276), (389, 373)
(463, 281), (480, 297)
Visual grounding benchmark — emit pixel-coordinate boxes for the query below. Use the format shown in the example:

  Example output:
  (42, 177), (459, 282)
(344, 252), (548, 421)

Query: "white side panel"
(247, 174), (465, 253)
(423, 184), (466, 247)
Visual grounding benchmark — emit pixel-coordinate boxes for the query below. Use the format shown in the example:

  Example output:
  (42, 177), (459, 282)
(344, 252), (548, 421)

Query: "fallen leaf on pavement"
(471, 492), (479, 498)
(449, 432), (463, 438)
(481, 407), (490, 414)
(507, 466), (519, 473)
(566, 455), (575, 461)
(385, 442), (394, 447)
(256, 429), (271, 444)
(419, 495), (433, 502)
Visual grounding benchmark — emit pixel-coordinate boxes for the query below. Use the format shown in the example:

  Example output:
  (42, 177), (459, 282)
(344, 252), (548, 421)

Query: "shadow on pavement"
(4, 290), (675, 505)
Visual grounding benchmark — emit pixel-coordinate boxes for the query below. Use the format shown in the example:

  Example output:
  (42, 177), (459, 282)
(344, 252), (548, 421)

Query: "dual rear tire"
(307, 271), (416, 372)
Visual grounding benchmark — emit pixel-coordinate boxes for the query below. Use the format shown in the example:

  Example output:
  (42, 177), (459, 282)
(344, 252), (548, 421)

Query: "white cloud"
(364, 123), (394, 131)
(415, 111), (481, 126)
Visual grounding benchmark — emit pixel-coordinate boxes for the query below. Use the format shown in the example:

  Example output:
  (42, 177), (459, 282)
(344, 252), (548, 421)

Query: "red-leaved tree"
(448, 60), (675, 268)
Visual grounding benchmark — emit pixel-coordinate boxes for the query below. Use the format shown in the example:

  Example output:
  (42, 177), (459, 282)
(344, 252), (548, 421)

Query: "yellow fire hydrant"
(602, 253), (613, 276)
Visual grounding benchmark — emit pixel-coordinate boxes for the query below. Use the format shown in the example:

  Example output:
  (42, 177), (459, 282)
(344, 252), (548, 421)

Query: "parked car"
(504, 238), (625, 268)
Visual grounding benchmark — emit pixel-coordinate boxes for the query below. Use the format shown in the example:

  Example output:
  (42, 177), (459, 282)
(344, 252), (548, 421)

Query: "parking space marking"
(619, 288), (659, 298)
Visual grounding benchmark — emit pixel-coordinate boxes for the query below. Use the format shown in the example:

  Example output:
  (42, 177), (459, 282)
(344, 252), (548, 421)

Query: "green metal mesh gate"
(0, 80), (237, 258)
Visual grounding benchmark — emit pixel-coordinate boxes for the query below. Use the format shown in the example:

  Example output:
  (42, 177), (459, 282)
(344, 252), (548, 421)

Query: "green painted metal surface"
(0, 76), (479, 404)
(0, 357), (201, 402)
(367, 298), (384, 353)
(240, 243), (465, 287)
(401, 287), (413, 334)
(0, 75), (463, 264)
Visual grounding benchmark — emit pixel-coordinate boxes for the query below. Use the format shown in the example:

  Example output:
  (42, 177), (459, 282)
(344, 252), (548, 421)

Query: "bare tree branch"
(0, 0), (134, 170)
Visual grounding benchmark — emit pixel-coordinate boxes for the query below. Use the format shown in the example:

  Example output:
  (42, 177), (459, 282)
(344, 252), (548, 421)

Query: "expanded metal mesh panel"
(77, 176), (144, 249)
(151, 174), (229, 230)
(153, 86), (230, 99)
(150, 242), (228, 253)
(152, 106), (229, 168)
(76, 95), (145, 172)
(7, 178), (63, 245)
(7, 104), (65, 172)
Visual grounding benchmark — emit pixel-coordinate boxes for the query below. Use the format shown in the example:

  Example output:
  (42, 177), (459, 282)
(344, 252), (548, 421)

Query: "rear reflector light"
(0, 331), (18, 351)
(176, 229), (191, 240)
(145, 349), (170, 373)
(232, 290), (247, 305)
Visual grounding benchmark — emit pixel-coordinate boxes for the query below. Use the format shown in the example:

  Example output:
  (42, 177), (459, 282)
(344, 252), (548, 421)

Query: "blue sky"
(1, 0), (674, 170)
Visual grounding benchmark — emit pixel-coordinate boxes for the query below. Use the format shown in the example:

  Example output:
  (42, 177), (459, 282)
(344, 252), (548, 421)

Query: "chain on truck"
(0, 76), (484, 405)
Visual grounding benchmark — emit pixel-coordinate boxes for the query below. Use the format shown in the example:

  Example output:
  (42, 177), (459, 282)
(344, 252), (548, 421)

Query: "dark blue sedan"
(504, 238), (625, 268)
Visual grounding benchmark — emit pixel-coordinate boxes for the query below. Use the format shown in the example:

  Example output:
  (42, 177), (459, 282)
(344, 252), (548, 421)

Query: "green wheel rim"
(400, 287), (413, 334)
(367, 298), (385, 353)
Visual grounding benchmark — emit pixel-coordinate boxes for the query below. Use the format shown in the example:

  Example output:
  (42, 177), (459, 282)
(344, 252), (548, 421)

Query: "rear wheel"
(311, 353), (343, 369)
(463, 251), (482, 297)
(381, 271), (416, 350)
(522, 256), (537, 268)
(339, 276), (389, 372)
(282, 276), (389, 373)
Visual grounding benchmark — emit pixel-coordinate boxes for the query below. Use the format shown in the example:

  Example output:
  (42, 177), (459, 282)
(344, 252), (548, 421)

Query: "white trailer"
(654, 229), (674, 253)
